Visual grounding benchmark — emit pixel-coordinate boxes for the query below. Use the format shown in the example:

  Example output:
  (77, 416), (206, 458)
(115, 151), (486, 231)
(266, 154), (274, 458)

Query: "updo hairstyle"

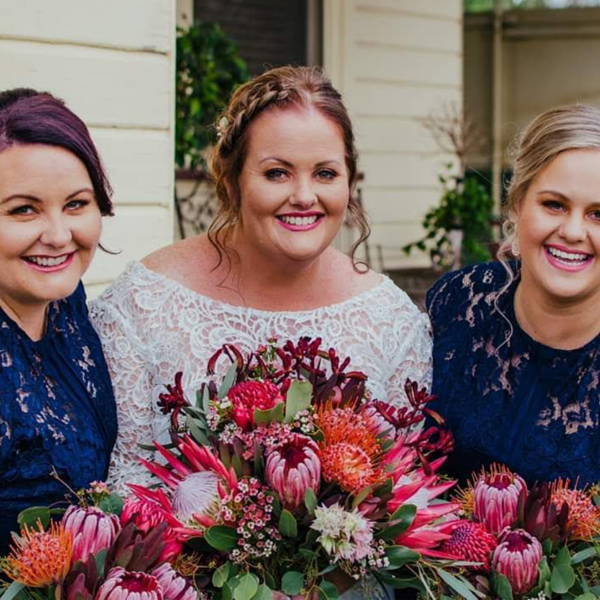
(208, 65), (369, 267)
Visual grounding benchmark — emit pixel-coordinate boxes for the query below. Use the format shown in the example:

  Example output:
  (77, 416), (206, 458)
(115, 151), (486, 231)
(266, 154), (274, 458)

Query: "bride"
(90, 65), (430, 598)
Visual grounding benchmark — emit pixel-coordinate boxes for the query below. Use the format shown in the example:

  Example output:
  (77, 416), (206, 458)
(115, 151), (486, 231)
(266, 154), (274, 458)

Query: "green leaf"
(376, 573), (425, 593)
(494, 573), (513, 600)
(186, 414), (210, 445)
(284, 381), (313, 423)
(98, 492), (124, 516)
(281, 571), (304, 595)
(222, 581), (234, 600)
(318, 581), (339, 600)
(304, 488), (317, 514)
(205, 525), (238, 551)
(218, 361), (238, 399)
(0, 582), (25, 600)
(212, 562), (231, 588)
(351, 487), (372, 509)
(551, 563), (576, 594)
(574, 594), (597, 600)
(17, 506), (51, 529)
(233, 573), (259, 600)
(278, 509), (298, 539)
(437, 569), (480, 600)
(538, 555), (551, 586)
(384, 545), (420, 568)
(253, 585), (273, 600)
(201, 386), (211, 413)
(254, 402), (285, 426)
(572, 546), (599, 564)
(94, 548), (108, 578)
(377, 504), (417, 540)
(554, 545), (572, 566)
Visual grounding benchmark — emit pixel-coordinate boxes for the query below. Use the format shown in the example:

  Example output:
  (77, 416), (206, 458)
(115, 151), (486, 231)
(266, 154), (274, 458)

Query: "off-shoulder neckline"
(125, 260), (401, 316)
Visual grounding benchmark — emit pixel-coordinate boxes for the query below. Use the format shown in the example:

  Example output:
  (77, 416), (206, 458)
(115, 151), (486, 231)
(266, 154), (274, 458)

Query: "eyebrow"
(1, 187), (95, 204)
(258, 157), (343, 167)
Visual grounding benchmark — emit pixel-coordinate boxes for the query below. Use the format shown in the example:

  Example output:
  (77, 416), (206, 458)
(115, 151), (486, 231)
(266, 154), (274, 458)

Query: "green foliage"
(176, 20), (249, 171)
(403, 166), (495, 268)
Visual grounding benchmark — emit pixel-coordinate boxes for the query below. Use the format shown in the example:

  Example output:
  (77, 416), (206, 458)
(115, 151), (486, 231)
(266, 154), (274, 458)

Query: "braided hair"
(208, 65), (369, 268)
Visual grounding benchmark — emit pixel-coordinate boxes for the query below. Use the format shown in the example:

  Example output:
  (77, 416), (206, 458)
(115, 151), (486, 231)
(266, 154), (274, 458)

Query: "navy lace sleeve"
(0, 283), (117, 553)
(427, 261), (600, 486)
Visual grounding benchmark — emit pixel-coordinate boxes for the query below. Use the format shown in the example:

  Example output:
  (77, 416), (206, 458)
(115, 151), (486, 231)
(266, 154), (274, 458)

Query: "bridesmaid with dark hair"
(0, 88), (117, 553)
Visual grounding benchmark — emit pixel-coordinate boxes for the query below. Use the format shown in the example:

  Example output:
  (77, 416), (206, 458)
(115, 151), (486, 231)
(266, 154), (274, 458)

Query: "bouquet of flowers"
(129, 337), (463, 599)
(433, 464), (600, 599)
(0, 482), (202, 600)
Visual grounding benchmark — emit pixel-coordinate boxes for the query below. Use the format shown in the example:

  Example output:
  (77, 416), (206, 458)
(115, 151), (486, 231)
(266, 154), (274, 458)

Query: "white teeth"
(547, 247), (589, 262)
(279, 215), (319, 226)
(26, 255), (69, 267)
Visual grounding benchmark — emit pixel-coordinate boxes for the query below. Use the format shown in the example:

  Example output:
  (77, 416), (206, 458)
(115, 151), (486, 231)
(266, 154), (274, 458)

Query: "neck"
(221, 231), (332, 310)
(0, 296), (48, 341)
(514, 279), (600, 350)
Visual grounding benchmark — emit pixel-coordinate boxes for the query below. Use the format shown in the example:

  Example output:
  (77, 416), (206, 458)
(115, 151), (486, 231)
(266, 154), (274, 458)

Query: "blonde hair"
(208, 65), (369, 269)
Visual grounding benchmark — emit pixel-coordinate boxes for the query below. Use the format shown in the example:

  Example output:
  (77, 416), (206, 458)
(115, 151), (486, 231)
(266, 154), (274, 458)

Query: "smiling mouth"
(23, 254), (72, 267)
(276, 214), (322, 226)
(545, 246), (592, 266)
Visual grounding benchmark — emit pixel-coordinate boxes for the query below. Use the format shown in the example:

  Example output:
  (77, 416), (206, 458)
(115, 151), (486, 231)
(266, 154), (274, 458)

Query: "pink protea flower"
(439, 521), (497, 570)
(95, 567), (163, 600)
(62, 505), (121, 564)
(121, 486), (193, 562)
(474, 465), (527, 535)
(228, 380), (284, 430)
(151, 563), (198, 600)
(265, 433), (321, 509)
(171, 471), (221, 523)
(492, 528), (543, 594)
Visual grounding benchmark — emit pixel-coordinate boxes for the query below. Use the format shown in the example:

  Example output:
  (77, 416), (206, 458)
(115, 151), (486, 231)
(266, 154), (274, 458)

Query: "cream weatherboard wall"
(323, 0), (463, 270)
(0, 0), (176, 297)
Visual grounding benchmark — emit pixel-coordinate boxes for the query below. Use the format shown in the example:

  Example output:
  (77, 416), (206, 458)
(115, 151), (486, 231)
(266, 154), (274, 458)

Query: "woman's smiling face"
(0, 143), (102, 320)
(235, 106), (350, 266)
(517, 148), (600, 305)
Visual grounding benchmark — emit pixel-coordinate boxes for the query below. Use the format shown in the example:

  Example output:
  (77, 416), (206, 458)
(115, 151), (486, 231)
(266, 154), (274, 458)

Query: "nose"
(290, 176), (317, 208)
(558, 212), (586, 243)
(40, 213), (72, 247)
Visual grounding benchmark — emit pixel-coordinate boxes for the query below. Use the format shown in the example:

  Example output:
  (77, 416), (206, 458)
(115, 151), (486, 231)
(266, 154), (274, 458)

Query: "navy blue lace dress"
(0, 283), (117, 554)
(427, 261), (600, 486)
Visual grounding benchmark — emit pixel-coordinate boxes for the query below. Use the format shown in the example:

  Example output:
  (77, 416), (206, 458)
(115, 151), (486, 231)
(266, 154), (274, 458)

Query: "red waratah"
(439, 521), (497, 570)
(228, 381), (284, 430)
(62, 505), (121, 565)
(492, 528), (543, 595)
(266, 433), (321, 509)
(474, 466), (527, 534)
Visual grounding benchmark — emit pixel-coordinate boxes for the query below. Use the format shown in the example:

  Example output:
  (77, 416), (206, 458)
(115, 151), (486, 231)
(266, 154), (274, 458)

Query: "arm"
(89, 290), (158, 494)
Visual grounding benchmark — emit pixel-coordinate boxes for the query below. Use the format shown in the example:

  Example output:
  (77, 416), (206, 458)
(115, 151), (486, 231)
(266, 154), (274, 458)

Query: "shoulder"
(426, 261), (511, 328)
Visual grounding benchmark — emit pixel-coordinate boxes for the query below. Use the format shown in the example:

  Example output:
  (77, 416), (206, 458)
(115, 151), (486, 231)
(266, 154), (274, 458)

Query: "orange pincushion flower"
(4, 520), (72, 586)
(317, 407), (384, 492)
(551, 479), (600, 540)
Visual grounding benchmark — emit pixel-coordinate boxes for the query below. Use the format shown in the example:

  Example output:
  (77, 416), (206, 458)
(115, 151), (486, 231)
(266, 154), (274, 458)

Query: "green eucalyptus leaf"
(0, 582), (25, 600)
(212, 562), (231, 588)
(493, 573), (513, 600)
(278, 509), (298, 539)
(554, 545), (571, 566)
(98, 492), (124, 516)
(281, 571), (304, 595)
(233, 573), (259, 600)
(384, 545), (420, 568)
(205, 525), (238, 551)
(304, 488), (317, 514)
(551, 563), (576, 594)
(572, 547), (599, 564)
(17, 506), (51, 529)
(436, 569), (480, 600)
(218, 361), (238, 399)
(284, 381), (313, 423)
(318, 581), (339, 600)
(253, 585), (273, 600)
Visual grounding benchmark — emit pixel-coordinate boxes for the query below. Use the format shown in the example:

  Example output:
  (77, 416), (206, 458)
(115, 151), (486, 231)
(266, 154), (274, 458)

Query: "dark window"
(194, 0), (320, 75)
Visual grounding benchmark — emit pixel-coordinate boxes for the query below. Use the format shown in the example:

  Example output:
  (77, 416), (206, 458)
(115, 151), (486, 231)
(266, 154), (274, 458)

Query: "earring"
(511, 237), (520, 257)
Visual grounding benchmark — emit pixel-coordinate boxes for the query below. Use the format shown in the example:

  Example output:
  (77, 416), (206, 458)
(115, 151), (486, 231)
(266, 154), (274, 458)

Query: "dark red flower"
(229, 380), (284, 430)
(157, 372), (189, 428)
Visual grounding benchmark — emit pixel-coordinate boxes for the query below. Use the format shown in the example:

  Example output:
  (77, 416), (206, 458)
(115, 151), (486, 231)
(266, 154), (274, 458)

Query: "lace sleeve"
(386, 307), (433, 405)
(89, 291), (157, 494)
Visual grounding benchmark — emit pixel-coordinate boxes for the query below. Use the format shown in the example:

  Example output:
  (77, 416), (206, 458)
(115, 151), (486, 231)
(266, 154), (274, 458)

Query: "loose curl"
(494, 104), (600, 343)
(208, 65), (370, 271)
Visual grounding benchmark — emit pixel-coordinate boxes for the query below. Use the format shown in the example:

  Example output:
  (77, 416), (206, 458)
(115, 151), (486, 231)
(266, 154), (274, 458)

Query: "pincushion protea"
(62, 505), (121, 564)
(473, 464), (526, 534)
(439, 521), (497, 570)
(265, 433), (321, 509)
(96, 567), (164, 600)
(551, 479), (600, 540)
(492, 528), (542, 594)
(4, 521), (72, 587)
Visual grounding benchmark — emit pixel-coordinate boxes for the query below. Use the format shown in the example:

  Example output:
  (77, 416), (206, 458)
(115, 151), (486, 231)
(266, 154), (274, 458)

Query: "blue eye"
(9, 205), (35, 216)
(542, 199), (564, 211)
(65, 199), (90, 210)
(265, 168), (288, 181)
(316, 169), (337, 180)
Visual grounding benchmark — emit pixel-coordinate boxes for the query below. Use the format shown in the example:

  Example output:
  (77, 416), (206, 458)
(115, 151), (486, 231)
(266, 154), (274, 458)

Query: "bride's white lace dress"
(90, 261), (431, 600)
